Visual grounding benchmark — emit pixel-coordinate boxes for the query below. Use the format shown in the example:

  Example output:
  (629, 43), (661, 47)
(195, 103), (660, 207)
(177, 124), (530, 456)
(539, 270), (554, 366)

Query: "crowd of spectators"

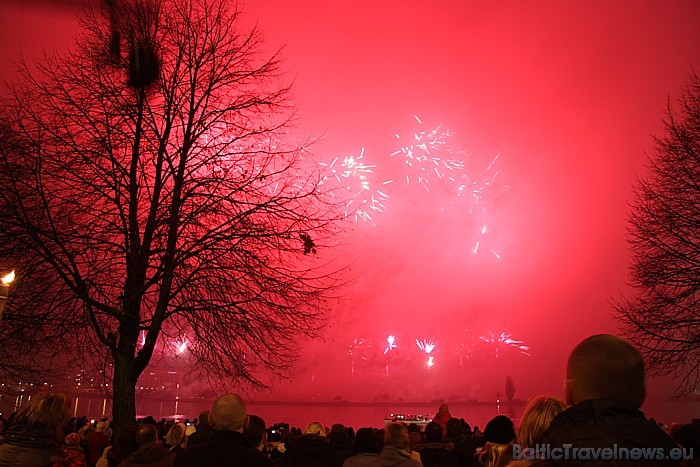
(0, 334), (698, 466)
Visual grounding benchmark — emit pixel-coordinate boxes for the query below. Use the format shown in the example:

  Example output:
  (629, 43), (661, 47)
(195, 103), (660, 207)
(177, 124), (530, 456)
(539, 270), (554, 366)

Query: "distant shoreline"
(247, 400), (526, 407)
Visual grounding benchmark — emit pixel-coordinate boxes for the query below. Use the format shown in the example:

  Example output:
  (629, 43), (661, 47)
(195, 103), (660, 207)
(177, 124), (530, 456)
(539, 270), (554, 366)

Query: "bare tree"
(614, 73), (700, 397)
(0, 0), (345, 430)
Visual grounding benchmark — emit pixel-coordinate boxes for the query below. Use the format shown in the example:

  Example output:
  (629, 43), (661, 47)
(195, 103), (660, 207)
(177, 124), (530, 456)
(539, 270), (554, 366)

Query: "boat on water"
(384, 413), (433, 429)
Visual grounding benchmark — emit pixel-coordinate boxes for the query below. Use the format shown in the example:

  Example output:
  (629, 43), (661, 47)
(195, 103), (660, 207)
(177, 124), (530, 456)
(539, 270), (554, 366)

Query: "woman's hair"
(165, 423), (184, 447)
(304, 421), (326, 437)
(481, 442), (512, 467)
(480, 415), (516, 467)
(13, 392), (70, 443)
(517, 395), (566, 449)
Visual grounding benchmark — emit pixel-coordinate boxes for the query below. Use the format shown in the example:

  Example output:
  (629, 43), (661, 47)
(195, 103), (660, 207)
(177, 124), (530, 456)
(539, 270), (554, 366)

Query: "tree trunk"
(112, 340), (138, 433)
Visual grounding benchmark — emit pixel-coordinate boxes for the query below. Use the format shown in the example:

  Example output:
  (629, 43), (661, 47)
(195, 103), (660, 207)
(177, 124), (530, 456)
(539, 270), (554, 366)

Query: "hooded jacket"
(286, 435), (333, 467)
(371, 446), (421, 467)
(532, 399), (681, 467)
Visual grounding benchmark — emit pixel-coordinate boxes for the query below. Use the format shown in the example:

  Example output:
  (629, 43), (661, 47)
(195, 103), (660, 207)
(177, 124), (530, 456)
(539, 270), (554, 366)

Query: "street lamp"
(0, 270), (15, 320)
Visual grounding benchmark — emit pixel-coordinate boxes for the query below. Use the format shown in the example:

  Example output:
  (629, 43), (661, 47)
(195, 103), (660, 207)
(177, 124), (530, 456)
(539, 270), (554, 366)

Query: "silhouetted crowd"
(0, 334), (698, 467)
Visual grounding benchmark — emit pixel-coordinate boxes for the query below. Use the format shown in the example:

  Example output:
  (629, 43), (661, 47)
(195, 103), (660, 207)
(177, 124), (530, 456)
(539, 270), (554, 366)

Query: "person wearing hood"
(371, 422), (421, 467)
(433, 403), (452, 439)
(53, 432), (87, 467)
(87, 422), (110, 467)
(286, 421), (333, 467)
(117, 425), (173, 467)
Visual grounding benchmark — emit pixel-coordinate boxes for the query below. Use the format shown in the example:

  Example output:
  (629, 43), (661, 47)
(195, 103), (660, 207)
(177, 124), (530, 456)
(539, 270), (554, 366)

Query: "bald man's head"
(136, 424), (158, 447)
(565, 334), (646, 408)
(210, 394), (247, 432)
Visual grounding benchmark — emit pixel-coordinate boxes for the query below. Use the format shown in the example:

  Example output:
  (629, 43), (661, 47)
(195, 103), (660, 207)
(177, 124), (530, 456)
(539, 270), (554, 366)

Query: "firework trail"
(384, 335), (398, 376)
(416, 338), (436, 368)
(457, 154), (509, 259)
(348, 337), (372, 377)
(456, 342), (474, 368)
(479, 332), (530, 359)
(415, 338), (436, 354)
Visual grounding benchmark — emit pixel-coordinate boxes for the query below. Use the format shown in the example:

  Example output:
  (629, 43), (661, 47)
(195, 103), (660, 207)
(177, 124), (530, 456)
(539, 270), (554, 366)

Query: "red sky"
(1, 0), (699, 422)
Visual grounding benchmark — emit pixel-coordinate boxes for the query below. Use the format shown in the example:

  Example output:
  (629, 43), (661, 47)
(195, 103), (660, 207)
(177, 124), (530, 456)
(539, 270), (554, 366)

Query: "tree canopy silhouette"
(614, 73), (700, 397)
(0, 0), (345, 430)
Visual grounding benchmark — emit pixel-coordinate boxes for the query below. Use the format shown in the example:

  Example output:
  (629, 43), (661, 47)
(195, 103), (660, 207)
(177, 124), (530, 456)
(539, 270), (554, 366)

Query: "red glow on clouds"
(1, 0), (700, 422)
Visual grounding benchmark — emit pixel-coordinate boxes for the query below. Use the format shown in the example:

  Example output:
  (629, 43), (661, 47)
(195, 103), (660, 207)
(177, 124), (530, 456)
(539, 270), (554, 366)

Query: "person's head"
(304, 421), (326, 437)
(330, 423), (346, 436)
(65, 432), (81, 447)
(517, 395), (566, 449)
(438, 403), (450, 415)
(135, 424), (158, 447)
(243, 414), (267, 451)
(108, 426), (138, 466)
(210, 394), (247, 432)
(95, 421), (106, 433)
(14, 392), (71, 443)
(566, 334), (645, 407)
(384, 422), (410, 450)
(165, 423), (184, 447)
(670, 423), (700, 450)
(483, 415), (515, 445)
(198, 410), (211, 427)
(355, 427), (380, 454)
(424, 421), (443, 443)
(446, 418), (466, 440)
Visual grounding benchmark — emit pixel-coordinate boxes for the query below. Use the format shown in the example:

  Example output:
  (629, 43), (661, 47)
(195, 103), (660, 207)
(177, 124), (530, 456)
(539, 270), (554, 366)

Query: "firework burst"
(319, 147), (390, 223)
(390, 115), (468, 194)
(479, 332), (530, 359)
(384, 335), (398, 355)
(348, 337), (372, 377)
(416, 338), (436, 368)
(389, 115), (509, 258)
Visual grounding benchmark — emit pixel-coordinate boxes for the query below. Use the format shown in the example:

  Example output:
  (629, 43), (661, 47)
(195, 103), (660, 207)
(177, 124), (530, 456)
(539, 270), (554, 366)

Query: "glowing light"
(1, 271), (15, 284)
(172, 339), (188, 355)
(384, 335), (398, 355)
(427, 356), (435, 367)
(140, 331), (146, 348)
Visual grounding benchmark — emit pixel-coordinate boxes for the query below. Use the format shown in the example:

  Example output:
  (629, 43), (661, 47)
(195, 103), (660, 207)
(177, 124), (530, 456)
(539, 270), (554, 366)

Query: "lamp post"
(0, 270), (15, 320)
